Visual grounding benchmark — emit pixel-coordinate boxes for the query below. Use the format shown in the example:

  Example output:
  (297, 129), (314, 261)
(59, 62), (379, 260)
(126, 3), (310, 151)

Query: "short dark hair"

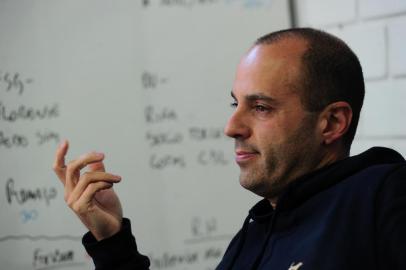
(255, 28), (365, 151)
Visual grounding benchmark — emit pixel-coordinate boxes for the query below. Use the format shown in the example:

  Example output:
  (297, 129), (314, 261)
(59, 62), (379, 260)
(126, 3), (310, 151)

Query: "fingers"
(69, 181), (115, 215)
(66, 171), (121, 206)
(88, 161), (106, 172)
(53, 140), (69, 183)
(65, 152), (105, 193)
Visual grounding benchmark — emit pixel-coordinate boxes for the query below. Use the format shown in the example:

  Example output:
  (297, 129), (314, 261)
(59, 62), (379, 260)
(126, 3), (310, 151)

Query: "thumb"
(88, 161), (106, 172)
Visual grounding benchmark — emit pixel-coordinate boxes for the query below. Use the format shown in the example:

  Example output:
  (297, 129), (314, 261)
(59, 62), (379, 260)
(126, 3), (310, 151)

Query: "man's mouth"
(235, 150), (259, 164)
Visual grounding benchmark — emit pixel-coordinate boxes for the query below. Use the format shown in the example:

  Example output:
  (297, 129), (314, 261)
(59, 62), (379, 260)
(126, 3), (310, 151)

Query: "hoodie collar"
(248, 147), (405, 219)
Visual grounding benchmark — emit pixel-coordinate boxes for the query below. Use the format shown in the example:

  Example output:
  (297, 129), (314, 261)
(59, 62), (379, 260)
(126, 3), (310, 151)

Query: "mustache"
(234, 140), (260, 153)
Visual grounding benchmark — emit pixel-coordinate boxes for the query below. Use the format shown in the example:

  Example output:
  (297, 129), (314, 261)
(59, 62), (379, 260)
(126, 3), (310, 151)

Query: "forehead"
(233, 38), (308, 99)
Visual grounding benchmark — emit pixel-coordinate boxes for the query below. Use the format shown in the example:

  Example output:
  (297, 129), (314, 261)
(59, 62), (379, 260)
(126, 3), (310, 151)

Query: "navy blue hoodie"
(83, 147), (406, 270)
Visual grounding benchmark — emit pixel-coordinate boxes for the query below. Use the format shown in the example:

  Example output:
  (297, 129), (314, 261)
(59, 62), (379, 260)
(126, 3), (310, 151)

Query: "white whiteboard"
(0, 1), (291, 269)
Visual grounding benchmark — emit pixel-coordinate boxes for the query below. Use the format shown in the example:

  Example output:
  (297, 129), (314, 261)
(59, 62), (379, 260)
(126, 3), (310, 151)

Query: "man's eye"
(254, 105), (268, 112)
(230, 102), (238, 108)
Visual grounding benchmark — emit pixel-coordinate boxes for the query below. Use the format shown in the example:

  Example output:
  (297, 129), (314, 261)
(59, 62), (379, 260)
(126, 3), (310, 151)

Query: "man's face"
(224, 39), (323, 200)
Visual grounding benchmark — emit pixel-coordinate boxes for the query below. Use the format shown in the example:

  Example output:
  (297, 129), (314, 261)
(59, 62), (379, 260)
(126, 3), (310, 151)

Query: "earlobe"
(320, 102), (352, 145)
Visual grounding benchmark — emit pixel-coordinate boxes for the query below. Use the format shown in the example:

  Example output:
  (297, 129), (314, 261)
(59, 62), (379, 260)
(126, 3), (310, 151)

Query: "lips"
(235, 150), (259, 163)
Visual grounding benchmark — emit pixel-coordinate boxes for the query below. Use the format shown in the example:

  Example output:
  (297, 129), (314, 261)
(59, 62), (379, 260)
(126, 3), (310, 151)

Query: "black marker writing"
(189, 127), (225, 141)
(33, 248), (74, 270)
(142, 71), (168, 89)
(197, 150), (228, 165)
(0, 102), (59, 122)
(36, 130), (60, 146)
(0, 131), (29, 148)
(149, 246), (223, 269)
(0, 71), (33, 95)
(149, 154), (186, 169)
(204, 247), (222, 260)
(146, 131), (183, 147)
(6, 178), (58, 206)
(150, 251), (198, 269)
(191, 216), (218, 237)
(144, 105), (177, 124)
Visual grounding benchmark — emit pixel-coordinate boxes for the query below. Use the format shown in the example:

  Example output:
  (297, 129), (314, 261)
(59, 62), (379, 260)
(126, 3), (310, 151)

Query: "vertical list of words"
(1, 70), (60, 223)
(0, 70), (90, 270)
(0, 71), (60, 148)
(140, 71), (231, 269)
(141, 71), (229, 170)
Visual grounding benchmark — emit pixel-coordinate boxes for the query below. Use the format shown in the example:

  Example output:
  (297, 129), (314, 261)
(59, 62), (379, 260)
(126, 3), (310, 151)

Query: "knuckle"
(66, 162), (75, 174)
(88, 182), (97, 190)
(66, 197), (74, 208)
(80, 172), (90, 182)
(63, 191), (69, 202)
(53, 166), (64, 175)
(79, 153), (92, 163)
(71, 203), (82, 214)
(67, 160), (75, 167)
(90, 182), (104, 193)
(78, 153), (88, 160)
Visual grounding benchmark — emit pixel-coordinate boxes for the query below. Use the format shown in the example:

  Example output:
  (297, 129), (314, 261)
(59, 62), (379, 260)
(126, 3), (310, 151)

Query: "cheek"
(254, 121), (286, 146)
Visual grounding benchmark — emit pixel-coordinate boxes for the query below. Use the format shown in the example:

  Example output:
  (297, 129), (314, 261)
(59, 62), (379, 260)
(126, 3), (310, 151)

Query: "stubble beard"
(239, 115), (319, 200)
(239, 146), (288, 199)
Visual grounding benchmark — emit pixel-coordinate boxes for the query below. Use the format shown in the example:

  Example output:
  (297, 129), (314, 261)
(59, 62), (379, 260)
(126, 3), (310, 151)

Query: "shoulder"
(375, 163), (406, 203)
(346, 162), (406, 187)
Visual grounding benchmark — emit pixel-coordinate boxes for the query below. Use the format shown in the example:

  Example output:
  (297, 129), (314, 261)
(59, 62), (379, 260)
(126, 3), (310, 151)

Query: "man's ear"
(318, 101), (353, 145)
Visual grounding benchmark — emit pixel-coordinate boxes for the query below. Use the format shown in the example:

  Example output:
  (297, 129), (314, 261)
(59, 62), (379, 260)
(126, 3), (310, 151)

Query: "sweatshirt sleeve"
(376, 165), (406, 270)
(82, 218), (150, 270)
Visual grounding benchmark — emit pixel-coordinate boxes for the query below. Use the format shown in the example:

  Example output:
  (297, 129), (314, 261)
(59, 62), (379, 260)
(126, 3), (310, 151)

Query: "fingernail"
(94, 152), (104, 158)
(112, 175), (121, 180)
(58, 140), (66, 149)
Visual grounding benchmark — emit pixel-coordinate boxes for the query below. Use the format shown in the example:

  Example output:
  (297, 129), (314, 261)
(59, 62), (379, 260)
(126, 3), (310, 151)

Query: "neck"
(268, 146), (348, 208)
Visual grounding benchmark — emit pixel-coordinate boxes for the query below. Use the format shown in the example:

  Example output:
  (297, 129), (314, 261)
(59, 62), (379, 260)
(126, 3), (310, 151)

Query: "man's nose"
(224, 109), (251, 139)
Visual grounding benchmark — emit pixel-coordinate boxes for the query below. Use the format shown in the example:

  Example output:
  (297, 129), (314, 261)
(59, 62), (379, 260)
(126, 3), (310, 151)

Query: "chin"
(239, 175), (266, 196)
(239, 172), (284, 199)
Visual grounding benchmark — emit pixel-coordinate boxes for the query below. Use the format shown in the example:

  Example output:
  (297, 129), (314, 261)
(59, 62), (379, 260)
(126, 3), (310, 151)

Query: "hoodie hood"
(276, 146), (405, 212)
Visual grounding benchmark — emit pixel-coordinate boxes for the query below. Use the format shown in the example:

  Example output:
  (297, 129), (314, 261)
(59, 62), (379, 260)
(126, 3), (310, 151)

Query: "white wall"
(294, 0), (406, 156)
(0, 1), (291, 270)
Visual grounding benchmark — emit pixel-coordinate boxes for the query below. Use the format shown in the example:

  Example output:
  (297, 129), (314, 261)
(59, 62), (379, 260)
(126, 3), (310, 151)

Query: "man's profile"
(53, 28), (406, 269)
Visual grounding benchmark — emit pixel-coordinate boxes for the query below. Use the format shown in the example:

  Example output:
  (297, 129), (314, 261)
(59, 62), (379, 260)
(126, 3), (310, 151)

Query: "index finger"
(65, 152), (105, 193)
(53, 140), (69, 183)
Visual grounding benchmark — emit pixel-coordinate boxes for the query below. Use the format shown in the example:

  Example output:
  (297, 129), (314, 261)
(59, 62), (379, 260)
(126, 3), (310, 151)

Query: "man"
(53, 28), (406, 269)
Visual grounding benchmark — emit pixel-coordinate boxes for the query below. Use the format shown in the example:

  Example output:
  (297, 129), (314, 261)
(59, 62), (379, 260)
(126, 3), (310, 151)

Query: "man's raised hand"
(53, 140), (123, 240)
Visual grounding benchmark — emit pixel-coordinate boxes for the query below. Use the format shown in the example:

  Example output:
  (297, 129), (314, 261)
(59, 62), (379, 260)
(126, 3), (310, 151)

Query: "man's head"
(224, 28), (364, 202)
(255, 28), (365, 150)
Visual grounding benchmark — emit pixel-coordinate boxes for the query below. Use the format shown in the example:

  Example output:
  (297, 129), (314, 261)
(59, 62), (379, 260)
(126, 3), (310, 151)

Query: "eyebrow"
(231, 91), (278, 103)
